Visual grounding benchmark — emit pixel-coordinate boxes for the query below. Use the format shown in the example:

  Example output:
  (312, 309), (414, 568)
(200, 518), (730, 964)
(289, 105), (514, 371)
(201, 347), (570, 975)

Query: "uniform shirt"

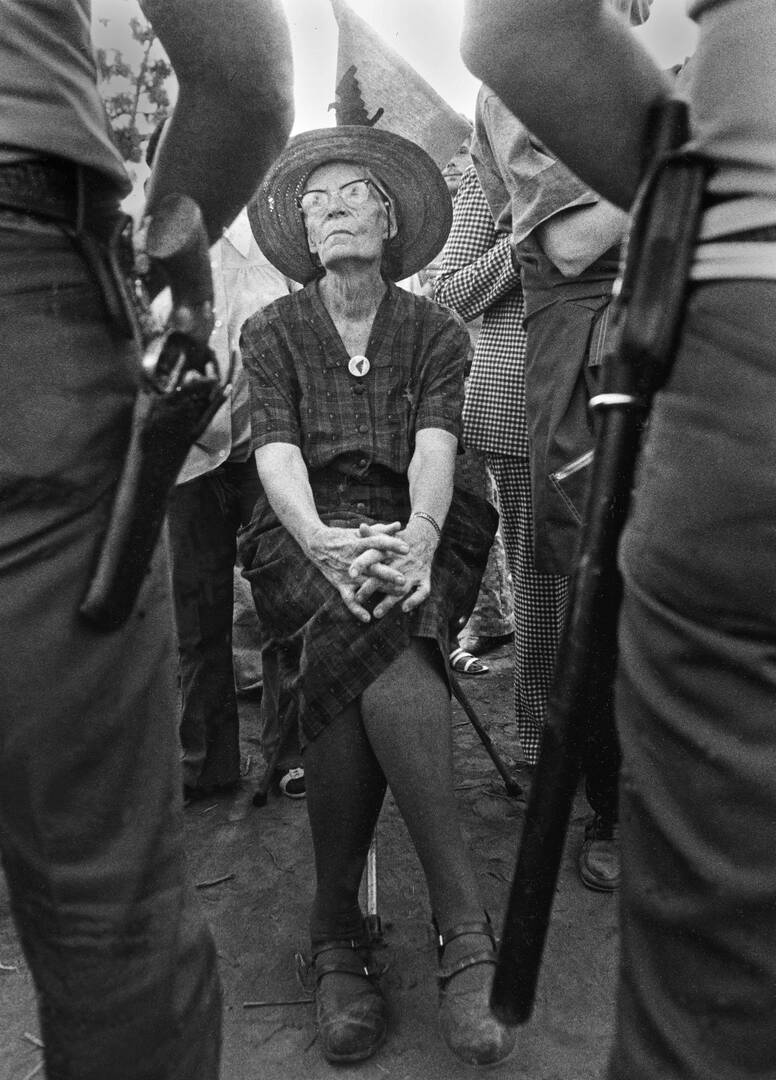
(241, 281), (468, 475)
(470, 85), (620, 316)
(688, 0), (776, 242)
(683, 0), (776, 282)
(0, 0), (129, 192)
(176, 210), (295, 484)
(435, 166), (528, 458)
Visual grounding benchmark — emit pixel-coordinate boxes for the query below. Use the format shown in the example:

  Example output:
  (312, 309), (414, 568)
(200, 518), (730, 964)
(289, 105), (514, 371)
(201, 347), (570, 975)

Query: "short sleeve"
(414, 310), (469, 439)
(240, 309), (302, 451)
(473, 88), (598, 245)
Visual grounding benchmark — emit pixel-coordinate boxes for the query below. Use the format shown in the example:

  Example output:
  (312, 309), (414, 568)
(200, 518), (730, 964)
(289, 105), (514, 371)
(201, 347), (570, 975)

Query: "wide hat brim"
(247, 126), (452, 284)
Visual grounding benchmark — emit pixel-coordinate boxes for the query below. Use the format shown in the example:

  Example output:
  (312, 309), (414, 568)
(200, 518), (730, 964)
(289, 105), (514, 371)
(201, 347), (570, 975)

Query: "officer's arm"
(460, 0), (671, 208)
(140, 0), (294, 242)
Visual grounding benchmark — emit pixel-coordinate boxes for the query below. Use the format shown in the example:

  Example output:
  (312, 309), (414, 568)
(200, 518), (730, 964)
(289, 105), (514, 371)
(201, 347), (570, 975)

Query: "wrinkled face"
(300, 160), (396, 273)
(442, 136), (472, 197)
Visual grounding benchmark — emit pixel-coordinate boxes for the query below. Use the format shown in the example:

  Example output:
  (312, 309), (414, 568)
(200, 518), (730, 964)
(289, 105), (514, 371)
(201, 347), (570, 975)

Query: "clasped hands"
(307, 518), (438, 623)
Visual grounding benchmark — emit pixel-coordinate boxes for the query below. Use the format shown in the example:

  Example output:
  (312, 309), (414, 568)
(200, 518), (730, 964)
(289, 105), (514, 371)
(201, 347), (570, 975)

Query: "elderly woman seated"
(239, 126), (515, 1067)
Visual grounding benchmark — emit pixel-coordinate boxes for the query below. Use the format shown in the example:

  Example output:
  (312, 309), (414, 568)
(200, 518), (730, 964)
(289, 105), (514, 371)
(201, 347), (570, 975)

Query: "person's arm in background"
(434, 167), (522, 320)
(141, 0), (294, 242)
(476, 88), (626, 278)
(223, 220), (297, 353)
(535, 200), (628, 277)
(460, 0), (671, 209)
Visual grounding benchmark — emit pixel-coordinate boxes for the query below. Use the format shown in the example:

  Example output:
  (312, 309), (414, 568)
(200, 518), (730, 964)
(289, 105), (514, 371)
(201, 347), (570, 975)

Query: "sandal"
(312, 937), (387, 1063)
(435, 915), (515, 1066)
(449, 646), (489, 676)
(278, 766), (306, 799)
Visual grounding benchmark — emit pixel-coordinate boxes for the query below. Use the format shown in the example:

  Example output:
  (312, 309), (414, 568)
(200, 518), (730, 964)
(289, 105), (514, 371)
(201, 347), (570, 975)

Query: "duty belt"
(0, 156), (121, 231)
(0, 156), (136, 338)
(719, 224), (776, 243)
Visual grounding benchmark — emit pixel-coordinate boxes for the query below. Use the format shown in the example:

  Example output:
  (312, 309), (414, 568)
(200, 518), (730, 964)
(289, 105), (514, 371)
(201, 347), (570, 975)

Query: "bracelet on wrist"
(410, 510), (442, 542)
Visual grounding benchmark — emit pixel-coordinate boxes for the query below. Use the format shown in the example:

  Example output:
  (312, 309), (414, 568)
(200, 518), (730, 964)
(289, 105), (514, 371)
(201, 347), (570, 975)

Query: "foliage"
(96, 11), (172, 162)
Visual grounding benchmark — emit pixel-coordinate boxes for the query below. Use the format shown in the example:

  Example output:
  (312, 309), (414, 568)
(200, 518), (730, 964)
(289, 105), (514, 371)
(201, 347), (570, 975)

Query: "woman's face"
(301, 160), (395, 274)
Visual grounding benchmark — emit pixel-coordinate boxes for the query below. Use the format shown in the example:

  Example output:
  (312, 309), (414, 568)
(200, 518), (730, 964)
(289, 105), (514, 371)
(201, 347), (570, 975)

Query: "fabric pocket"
(549, 448), (594, 525)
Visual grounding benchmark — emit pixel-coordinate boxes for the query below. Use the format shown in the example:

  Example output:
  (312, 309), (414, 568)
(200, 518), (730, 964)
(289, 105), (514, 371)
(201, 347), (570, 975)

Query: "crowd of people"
(1, 0), (773, 1078)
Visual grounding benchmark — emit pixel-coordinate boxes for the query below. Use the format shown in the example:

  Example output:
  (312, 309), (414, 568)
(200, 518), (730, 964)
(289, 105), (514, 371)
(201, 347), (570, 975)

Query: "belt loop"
(75, 164), (86, 236)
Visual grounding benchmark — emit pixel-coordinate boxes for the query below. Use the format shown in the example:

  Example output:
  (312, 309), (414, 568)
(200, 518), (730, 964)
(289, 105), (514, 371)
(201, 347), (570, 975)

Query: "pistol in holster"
(79, 194), (228, 631)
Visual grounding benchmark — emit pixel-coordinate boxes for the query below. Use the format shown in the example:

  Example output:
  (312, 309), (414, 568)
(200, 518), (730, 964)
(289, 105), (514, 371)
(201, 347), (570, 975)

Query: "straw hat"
(247, 126), (452, 284)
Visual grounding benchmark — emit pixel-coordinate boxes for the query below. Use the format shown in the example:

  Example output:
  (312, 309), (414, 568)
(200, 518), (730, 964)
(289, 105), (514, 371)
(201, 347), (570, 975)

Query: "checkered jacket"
(434, 165), (528, 458)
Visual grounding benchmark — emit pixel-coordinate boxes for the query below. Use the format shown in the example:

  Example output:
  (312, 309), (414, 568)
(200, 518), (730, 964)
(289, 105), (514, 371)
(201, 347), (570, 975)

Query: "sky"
(93, 0), (698, 131)
(280, 0), (697, 131)
(92, 0), (698, 203)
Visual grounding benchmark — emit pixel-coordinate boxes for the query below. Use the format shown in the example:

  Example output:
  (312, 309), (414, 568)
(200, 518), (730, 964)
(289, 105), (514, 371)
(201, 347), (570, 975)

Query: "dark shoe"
(278, 766), (306, 799)
(578, 814), (621, 892)
(183, 779), (240, 802)
(435, 915), (516, 1066)
(468, 631), (514, 657)
(313, 938), (387, 1063)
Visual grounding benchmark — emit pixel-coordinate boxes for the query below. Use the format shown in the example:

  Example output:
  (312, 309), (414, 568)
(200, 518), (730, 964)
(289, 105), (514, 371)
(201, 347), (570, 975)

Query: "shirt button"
(214, 319), (223, 329)
(358, 424), (368, 434)
(356, 502), (367, 513)
(358, 458), (367, 467)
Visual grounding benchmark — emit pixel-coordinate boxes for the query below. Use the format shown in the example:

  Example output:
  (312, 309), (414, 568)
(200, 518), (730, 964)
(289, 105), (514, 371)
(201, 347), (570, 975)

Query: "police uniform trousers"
(0, 209), (221, 1080)
(610, 279), (776, 1080)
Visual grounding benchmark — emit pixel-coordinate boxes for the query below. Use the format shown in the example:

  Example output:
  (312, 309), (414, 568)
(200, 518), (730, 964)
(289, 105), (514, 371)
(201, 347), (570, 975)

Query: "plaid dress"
(238, 282), (497, 741)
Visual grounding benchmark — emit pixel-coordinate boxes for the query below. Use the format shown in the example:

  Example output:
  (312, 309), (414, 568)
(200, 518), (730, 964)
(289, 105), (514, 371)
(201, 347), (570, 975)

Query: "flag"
(329, 0), (471, 171)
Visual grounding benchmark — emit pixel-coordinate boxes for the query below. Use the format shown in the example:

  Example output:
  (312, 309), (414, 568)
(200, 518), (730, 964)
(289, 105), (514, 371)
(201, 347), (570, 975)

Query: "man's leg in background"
(168, 467), (242, 794)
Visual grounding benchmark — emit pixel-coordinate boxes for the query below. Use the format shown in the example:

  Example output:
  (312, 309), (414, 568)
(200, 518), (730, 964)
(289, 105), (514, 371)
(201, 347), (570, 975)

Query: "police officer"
(0, 2), (292, 1077)
(462, 1), (776, 1077)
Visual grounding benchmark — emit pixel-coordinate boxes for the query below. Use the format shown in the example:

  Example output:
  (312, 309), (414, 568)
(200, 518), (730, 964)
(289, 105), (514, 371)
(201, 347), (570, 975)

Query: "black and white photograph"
(1, 3), (772, 1079)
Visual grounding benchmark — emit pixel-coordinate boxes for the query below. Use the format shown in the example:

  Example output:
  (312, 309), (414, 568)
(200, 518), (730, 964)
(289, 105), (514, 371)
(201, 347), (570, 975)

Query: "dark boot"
(313, 938), (387, 1063)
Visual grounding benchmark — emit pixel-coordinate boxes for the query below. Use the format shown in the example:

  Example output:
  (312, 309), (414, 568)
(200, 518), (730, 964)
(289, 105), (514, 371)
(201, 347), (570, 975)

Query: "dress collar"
(304, 279), (404, 369)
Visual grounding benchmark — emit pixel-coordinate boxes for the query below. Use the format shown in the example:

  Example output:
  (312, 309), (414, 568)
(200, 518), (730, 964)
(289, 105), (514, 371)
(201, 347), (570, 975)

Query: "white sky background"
(92, 0), (698, 206)
(282, 0), (698, 130)
(93, 0), (698, 126)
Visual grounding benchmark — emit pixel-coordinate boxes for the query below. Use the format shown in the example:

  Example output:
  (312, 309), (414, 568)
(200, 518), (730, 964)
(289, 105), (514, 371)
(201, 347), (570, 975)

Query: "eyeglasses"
(296, 177), (389, 217)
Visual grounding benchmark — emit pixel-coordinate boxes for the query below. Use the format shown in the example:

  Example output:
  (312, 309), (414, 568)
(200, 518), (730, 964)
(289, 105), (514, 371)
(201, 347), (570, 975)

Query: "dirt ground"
(0, 646), (619, 1080)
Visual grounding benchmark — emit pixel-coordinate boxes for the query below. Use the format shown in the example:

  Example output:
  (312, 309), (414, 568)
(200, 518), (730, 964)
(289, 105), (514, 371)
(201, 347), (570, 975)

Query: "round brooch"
(348, 355), (370, 377)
